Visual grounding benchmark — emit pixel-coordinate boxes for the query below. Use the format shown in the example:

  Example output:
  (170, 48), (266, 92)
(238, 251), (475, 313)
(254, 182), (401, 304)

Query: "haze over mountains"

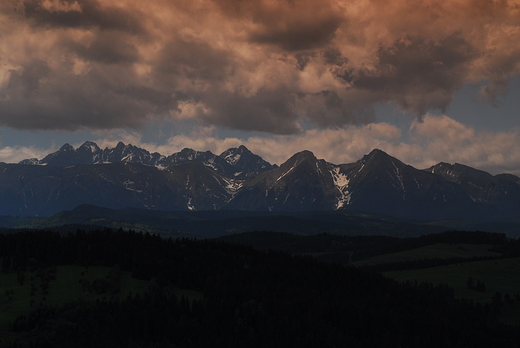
(1, 141), (519, 222)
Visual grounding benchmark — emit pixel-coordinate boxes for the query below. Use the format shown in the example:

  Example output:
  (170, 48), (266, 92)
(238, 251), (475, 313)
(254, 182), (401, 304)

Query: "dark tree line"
(466, 276), (486, 292)
(219, 230), (510, 266)
(362, 255), (501, 272)
(0, 228), (519, 347)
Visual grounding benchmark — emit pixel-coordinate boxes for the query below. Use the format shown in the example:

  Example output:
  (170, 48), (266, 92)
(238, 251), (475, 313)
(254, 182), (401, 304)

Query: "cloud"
(2, 115), (519, 175)
(350, 35), (476, 115)
(0, 144), (57, 163)
(23, 0), (146, 34)
(1, 0), (520, 133)
(405, 115), (520, 174)
(124, 115), (520, 176)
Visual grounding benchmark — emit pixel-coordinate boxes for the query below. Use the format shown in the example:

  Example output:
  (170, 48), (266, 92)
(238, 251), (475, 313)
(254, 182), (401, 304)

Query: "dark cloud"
(61, 31), (140, 65)
(23, 0), (147, 34)
(299, 90), (378, 127)
(249, 17), (341, 51)
(351, 35), (476, 115)
(152, 37), (302, 133)
(6, 59), (51, 97)
(1, 0), (520, 134)
(1, 59), (177, 130)
(322, 48), (348, 67)
(294, 52), (316, 71)
(154, 38), (233, 84)
(199, 89), (301, 134)
(213, 0), (345, 51)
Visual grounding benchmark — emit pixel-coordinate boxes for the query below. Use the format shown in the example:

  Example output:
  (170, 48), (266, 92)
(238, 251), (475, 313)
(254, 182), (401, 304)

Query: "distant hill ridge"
(2, 142), (519, 222)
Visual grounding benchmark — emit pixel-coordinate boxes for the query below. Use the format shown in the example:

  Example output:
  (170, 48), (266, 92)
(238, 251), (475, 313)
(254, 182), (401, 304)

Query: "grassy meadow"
(0, 264), (203, 340)
(352, 243), (501, 267)
(352, 242), (520, 325)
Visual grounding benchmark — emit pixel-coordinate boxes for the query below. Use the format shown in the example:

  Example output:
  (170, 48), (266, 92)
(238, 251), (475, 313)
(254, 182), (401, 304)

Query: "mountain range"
(1, 141), (519, 222)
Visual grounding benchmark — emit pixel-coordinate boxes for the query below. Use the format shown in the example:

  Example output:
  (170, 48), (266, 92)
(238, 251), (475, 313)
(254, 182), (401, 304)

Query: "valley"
(1, 142), (520, 346)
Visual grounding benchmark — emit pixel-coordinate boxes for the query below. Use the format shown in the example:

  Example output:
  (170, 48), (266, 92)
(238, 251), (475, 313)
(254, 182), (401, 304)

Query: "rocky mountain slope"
(20, 141), (276, 179)
(4, 142), (520, 221)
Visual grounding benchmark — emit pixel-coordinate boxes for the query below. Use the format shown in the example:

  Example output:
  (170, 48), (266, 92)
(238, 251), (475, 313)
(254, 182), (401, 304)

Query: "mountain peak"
(115, 141), (126, 149)
(218, 145), (276, 178)
(366, 148), (389, 158)
(237, 145), (250, 152)
(219, 145), (251, 157)
(179, 148), (196, 154)
(359, 149), (398, 166)
(219, 145), (250, 161)
(279, 150), (318, 171)
(174, 148), (199, 161)
(78, 141), (101, 153)
(59, 143), (74, 152)
(292, 150), (316, 160)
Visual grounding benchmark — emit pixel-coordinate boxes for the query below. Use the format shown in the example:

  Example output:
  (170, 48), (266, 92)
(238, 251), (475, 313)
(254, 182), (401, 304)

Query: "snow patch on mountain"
(330, 167), (351, 209)
(121, 153), (135, 162)
(123, 179), (143, 193)
(221, 177), (243, 198)
(391, 161), (406, 200)
(203, 160), (218, 171)
(19, 158), (41, 165)
(187, 197), (195, 211)
(275, 160), (299, 184)
(224, 153), (241, 165)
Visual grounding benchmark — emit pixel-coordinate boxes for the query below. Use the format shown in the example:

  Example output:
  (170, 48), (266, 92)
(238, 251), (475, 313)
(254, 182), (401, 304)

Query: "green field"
(384, 257), (520, 324)
(351, 242), (520, 325)
(0, 265), (203, 336)
(352, 243), (501, 267)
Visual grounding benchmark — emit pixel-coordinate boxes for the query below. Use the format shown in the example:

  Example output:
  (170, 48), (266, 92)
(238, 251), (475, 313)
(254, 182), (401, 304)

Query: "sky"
(1, 0), (520, 175)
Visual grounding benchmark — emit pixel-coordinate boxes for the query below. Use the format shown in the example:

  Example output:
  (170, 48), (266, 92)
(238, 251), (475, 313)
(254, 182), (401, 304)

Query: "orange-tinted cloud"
(1, 0), (520, 133)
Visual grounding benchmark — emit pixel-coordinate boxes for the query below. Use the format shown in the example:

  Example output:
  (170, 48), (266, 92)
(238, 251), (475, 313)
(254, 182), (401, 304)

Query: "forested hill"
(1, 229), (519, 347)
